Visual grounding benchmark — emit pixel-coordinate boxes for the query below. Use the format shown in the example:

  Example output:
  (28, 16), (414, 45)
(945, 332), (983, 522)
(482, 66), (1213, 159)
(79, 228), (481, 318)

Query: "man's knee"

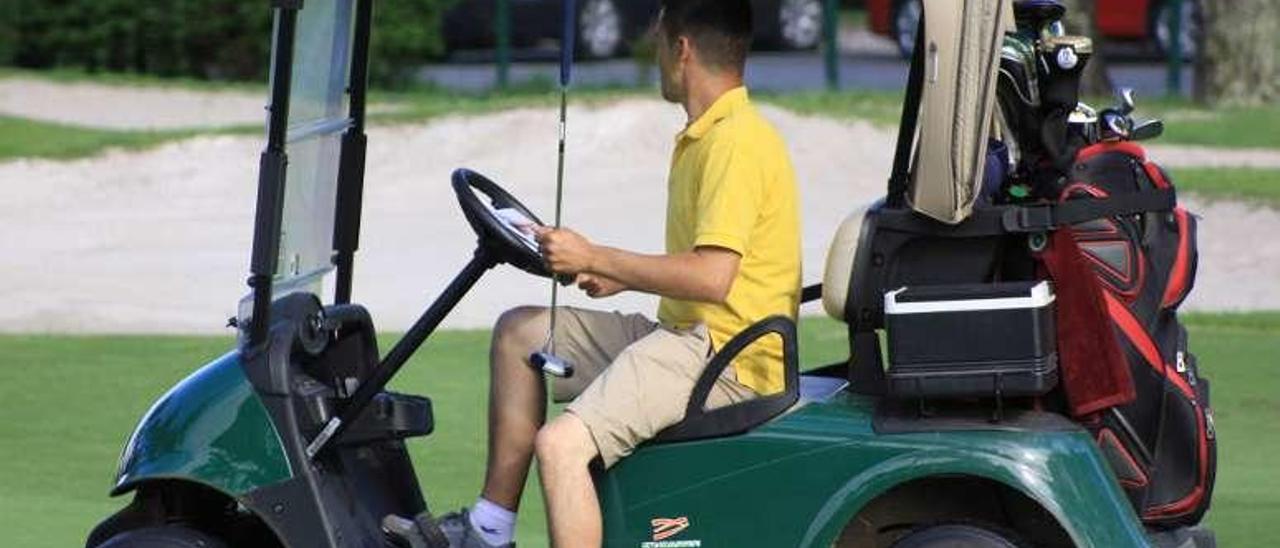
(535, 414), (597, 467)
(493, 306), (548, 357)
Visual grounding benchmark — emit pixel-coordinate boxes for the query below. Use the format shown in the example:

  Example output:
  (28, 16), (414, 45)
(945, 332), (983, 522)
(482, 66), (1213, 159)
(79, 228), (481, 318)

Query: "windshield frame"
(244, 0), (372, 346)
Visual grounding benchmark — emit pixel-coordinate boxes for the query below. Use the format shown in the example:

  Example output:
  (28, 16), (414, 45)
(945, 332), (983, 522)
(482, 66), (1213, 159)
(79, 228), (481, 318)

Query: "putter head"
(530, 351), (574, 378)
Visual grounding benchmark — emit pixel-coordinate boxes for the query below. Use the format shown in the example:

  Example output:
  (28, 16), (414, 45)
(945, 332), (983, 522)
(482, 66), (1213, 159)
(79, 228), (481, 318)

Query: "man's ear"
(676, 35), (694, 66)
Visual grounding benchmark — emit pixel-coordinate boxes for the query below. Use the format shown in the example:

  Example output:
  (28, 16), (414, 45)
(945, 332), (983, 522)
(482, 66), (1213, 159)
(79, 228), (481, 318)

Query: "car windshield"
(273, 0), (355, 295)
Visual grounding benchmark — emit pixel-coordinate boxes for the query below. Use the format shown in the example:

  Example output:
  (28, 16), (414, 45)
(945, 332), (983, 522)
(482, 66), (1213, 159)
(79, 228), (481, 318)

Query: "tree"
(1197, 0), (1280, 106)
(2, 0), (453, 88)
(1058, 0), (1113, 97)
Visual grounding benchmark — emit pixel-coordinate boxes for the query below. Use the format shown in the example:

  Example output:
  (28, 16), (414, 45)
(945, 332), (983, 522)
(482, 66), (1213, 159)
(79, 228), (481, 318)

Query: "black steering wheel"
(451, 168), (553, 278)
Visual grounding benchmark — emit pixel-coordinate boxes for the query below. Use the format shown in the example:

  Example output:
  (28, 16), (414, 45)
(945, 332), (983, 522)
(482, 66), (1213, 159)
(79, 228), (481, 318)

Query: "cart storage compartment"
(885, 281), (1058, 398)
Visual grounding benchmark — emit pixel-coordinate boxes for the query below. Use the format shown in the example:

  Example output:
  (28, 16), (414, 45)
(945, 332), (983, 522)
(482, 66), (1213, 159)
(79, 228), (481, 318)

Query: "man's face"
(654, 20), (686, 104)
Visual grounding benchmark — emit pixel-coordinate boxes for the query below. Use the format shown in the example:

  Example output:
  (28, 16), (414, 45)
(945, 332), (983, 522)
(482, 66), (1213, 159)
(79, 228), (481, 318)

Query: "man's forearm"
(587, 246), (732, 303)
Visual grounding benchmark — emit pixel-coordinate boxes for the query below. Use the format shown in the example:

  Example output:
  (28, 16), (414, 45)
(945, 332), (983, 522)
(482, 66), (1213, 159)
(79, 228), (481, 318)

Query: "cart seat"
(651, 316), (800, 443)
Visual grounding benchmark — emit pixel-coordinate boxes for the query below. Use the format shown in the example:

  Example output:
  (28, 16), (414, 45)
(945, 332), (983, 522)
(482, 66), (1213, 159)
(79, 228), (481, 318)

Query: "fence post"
(823, 0), (840, 90)
(1166, 0), (1183, 97)
(496, 0), (511, 89)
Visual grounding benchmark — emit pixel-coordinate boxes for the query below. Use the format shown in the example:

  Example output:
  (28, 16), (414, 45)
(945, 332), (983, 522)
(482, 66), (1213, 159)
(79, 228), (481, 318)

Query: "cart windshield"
(274, 0), (355, 295)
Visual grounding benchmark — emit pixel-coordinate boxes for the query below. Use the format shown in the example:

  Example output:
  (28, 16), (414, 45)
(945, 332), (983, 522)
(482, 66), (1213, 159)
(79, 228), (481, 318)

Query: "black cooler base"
(885, 281), (1059, 400)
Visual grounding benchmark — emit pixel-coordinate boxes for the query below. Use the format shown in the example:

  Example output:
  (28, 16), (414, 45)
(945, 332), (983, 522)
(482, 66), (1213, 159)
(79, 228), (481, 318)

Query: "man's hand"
(576, 274), (625, 298)
(534, 226), (596, 275)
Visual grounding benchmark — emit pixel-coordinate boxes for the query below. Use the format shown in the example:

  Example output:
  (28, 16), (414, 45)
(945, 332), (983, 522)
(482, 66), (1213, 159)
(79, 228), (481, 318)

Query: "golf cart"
(87, 0), (1215, 547)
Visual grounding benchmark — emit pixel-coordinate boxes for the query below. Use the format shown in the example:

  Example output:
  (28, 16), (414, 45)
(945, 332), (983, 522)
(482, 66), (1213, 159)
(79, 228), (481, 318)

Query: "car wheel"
(578, 0), (624, 59)
(890, 523), (1023, 548)
(96, 525), (228, 548)
(892, 0), (922, 59)
(1152, 0), (1201, 60)
(778, 0), (823, 50)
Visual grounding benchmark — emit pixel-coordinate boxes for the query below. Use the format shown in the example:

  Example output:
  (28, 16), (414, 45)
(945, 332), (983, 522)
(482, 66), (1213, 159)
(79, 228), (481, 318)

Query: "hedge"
(0, 0), (452, 87)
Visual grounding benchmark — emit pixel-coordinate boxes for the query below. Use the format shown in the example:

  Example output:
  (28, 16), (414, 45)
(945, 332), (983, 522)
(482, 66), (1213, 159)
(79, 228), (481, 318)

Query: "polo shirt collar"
(678, 86), (749, 141)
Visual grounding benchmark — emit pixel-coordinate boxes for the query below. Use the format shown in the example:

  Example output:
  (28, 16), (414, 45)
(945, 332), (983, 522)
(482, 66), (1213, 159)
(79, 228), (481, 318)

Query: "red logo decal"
(650, 517), (690, 541)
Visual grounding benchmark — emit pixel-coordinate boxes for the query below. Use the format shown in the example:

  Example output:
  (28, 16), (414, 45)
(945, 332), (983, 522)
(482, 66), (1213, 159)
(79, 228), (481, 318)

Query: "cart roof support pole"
(333, 0), (374, 305)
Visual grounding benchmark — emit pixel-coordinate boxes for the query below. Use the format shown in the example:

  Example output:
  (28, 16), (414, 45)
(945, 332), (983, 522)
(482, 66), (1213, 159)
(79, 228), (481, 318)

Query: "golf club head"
(1100, 110), (1132, 141)
(1131, 119), (1165, 141)
(530, 351), (575, 378)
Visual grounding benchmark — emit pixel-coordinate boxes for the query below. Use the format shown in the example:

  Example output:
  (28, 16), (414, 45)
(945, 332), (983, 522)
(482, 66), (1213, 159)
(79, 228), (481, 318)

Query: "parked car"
(865, 0), (1202, 59)
(443, 0), (826, 59)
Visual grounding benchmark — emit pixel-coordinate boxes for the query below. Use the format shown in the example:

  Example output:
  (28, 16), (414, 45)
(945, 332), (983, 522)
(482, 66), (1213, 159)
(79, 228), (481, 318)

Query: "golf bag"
(987, 1), (1217, 527)
(1060, 141), (1216, 528)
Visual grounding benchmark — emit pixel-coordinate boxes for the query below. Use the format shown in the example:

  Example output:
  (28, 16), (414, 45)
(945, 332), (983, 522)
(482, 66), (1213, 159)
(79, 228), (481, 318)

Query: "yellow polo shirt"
(657, 87), (801, 395)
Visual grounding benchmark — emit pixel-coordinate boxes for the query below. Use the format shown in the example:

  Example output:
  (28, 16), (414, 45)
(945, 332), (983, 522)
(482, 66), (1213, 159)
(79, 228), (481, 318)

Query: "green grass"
(0, 116), (217, 161)
(7, 63), (1280, 161)
(0, 313), (1276, 546)
(759, 89), (907, 127)
(1138, 97), (1280, 150)
(370, 82), (647, 125)
(1170, 167), (1280, 208)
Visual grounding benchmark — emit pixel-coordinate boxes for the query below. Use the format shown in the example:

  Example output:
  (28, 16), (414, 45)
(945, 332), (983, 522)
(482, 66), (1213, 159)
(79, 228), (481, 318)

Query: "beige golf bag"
(906, 0), (1013, 224)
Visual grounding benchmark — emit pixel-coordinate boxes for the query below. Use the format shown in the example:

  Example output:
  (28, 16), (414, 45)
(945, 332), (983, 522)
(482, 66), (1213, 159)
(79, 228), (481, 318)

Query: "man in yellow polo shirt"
(438, 1), (799, 546)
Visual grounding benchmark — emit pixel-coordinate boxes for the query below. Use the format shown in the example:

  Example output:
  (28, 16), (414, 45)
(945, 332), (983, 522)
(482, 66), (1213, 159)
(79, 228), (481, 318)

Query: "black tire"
(577, 0), (625, 59)
(891, 523), (1022, 548)
(1151, 0), (1201, 61)
(776, 0), (823, 50)
(96, 525), (228, 548)
(892, 0), (922, 59)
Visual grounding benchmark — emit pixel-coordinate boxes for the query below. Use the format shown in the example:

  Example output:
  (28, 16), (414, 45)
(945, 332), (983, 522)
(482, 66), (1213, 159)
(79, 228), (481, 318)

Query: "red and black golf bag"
(1054, 141), (1216, 527)
(989, 1), (1217, 527)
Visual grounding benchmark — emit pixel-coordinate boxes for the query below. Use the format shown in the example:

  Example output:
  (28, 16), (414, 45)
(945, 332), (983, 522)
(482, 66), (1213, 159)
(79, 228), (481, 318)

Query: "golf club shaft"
(547, 0), (572, 358)
(548, 86), (568, 353)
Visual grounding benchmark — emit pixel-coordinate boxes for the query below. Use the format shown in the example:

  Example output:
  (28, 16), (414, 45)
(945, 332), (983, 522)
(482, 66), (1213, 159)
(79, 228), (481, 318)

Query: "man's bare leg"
(479, 306), (551, 510)
(535, 413), (603, 548)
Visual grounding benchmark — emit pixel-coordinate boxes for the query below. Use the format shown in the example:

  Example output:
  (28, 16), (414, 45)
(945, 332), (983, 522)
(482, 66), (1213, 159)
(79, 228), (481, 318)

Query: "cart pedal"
(382, 511), (449, 548)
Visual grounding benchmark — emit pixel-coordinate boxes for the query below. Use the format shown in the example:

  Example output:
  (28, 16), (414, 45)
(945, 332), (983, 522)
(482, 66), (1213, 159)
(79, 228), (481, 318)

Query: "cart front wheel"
(96, 525), (228, 548)
(890, 523), (1022, 548)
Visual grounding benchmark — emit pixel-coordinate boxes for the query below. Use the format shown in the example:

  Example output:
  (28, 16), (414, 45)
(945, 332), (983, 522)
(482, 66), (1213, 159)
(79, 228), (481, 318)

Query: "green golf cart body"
(109, 347), (1149, 546)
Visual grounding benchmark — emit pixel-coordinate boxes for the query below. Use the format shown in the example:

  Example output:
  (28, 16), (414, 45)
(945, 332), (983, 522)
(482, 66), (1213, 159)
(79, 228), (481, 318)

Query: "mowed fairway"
(0, 315), (1275, 547)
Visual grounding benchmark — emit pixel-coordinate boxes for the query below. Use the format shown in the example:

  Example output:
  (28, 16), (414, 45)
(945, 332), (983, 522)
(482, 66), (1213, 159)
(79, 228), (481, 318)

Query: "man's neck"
(683, 72), (744, 124)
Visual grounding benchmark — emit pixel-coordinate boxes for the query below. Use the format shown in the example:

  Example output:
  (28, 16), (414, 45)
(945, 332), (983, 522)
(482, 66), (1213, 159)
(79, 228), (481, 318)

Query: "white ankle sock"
(469, 497), (516, 546)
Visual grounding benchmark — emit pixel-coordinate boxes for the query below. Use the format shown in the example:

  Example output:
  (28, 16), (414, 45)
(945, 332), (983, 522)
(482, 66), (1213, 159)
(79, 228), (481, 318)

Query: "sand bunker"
(2, 98), (1276, 333)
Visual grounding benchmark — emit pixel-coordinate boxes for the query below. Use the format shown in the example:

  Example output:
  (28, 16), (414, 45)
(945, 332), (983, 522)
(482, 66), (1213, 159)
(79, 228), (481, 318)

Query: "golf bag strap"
(871, 187), (1177, 238)
(886, 17), (926, 208)
(1001, 187), (1177, 233)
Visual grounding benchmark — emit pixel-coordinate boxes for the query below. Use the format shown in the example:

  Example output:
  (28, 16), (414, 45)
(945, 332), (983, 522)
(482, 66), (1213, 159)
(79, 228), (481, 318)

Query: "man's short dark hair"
(659, 0), (753, 73)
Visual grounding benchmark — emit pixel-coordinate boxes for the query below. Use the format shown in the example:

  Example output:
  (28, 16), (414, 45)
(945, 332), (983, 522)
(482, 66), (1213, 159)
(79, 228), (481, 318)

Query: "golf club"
(530, 0), (577, 378)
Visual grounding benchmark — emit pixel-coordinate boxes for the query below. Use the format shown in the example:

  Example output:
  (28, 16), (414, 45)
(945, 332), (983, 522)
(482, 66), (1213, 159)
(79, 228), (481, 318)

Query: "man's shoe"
(437, 508), (514, 548)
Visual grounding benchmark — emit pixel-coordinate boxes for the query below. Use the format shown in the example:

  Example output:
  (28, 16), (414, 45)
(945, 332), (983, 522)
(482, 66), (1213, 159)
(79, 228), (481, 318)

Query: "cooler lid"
(885, 281), (1054, 314)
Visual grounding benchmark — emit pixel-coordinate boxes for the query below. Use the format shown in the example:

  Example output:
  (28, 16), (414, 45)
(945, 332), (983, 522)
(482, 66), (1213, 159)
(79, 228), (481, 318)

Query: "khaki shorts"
(546, 307), (757, 468)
